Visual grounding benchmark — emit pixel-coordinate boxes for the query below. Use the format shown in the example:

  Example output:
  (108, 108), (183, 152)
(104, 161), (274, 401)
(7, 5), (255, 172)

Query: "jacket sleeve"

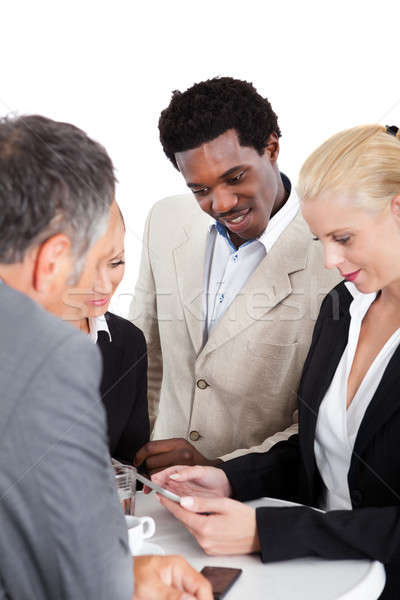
(255, 503), (400, 567)
(129, 207), (163, 433)
(0, 332), (133, 599)
(220, 416), (299, 461)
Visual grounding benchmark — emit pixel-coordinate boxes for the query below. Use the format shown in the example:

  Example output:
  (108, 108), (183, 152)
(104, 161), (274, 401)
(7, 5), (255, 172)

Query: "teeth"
(229, 215), (245, 224)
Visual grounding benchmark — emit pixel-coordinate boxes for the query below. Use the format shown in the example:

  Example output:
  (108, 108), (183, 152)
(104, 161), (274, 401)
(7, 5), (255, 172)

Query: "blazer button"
(196, 379), (208, 390)
(351, 489), (363, 508)
(189, 430), (201, 442)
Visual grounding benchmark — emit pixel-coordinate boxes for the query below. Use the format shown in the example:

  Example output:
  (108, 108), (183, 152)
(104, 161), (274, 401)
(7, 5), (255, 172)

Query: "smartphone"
(135, 472), (182, 503)
(200, 566), (242, 599)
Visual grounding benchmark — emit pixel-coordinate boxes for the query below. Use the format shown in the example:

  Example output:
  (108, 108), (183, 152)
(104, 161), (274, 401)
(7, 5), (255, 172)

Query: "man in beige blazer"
(132, 77), (340, 472)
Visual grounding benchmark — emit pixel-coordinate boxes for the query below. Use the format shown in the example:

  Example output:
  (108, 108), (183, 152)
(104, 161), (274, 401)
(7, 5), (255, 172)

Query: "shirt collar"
(345, 281), (377, 319)
(208, 172), (299, 251)
(88, 314), (112, 343)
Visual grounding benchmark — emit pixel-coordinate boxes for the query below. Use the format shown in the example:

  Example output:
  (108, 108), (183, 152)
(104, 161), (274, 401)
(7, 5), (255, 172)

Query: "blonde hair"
(297, 124), (400, 212)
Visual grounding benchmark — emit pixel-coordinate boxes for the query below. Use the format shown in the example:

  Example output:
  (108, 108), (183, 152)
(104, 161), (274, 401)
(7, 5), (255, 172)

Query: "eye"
(312, 236), (319, 241)
(110, 259), (125, 268)
(227, 171), (245, 185)
(334, 235), (351, 245)
(192, 187), (210, 197)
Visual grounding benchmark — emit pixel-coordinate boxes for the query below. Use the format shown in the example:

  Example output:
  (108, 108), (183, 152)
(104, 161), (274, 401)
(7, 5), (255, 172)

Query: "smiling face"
(302, 190), (400, 293)
(175, 129), (286, 247)
(61, 200), (125, 322)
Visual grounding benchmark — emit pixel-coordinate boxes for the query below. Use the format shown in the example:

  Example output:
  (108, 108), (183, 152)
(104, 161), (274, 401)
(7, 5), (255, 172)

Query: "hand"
(151, 465), (232, 499)
(133, 555), (212, 600)
(158, 495), (260, 556)
(135, 439), (221, 475)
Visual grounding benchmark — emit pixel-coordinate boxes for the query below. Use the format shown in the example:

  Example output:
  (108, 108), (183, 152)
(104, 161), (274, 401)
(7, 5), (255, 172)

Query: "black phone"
(200, 566), (242, 599)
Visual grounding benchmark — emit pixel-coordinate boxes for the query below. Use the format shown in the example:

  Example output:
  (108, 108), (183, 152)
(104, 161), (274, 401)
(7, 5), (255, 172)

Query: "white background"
(1, 0), (399, 316)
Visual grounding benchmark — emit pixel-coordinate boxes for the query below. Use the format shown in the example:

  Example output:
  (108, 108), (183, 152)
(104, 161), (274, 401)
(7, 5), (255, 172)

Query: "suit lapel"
(201, 214), (311, 357)
(350, 346), (400, 476)
(300, 315), (350, 481)
(173, 210), (210, 356)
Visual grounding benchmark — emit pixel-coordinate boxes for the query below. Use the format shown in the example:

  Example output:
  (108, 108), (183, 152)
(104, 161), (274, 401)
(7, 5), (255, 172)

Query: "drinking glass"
(113, 463), (137, 516)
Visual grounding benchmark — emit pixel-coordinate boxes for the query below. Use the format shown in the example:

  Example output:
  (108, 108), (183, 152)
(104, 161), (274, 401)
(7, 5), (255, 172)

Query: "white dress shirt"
(202, 175), (299, 341)
(314, 282), (400, 511)
(88, 315), (112, 344)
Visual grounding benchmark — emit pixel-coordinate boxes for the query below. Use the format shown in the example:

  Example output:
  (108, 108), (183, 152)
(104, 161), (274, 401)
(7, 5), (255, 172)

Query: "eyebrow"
(104, 247), (124, 259)
(326, 229), (351, 238)
(187, 164), (246, 189)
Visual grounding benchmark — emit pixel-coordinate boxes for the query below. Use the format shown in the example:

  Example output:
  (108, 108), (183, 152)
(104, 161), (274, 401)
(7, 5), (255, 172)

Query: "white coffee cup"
(125, 515), (156, 555)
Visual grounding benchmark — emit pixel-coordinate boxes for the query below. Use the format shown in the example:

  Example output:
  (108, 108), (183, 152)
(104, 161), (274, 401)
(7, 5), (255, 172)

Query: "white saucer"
(133, 542), (165, 556)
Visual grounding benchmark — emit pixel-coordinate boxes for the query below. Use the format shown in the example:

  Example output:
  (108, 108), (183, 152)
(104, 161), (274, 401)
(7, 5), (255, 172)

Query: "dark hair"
(0, 115), (116, 267)
(159, 76), (281, 169)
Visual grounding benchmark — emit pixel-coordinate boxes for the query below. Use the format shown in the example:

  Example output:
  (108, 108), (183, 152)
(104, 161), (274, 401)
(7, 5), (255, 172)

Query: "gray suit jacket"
(0, 284), (133, 599)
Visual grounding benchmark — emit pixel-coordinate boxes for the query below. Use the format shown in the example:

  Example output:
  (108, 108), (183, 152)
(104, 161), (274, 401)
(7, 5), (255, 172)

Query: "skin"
(176, 128), (286, 248)
(151, 191), (400, 558)
(58, 200), (126, 333)
(151, 465), (260, 556)
(302, 190), (400, 408)
(133, 555), (212, 600)
(0, 205), (212, 600)
(135, 128), (287, 475)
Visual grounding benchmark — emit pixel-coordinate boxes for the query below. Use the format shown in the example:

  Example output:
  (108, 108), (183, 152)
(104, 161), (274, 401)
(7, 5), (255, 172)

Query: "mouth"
(342, 269), (361, 282)
(88, 297), (110, 307)
(219, 208), (251, 233)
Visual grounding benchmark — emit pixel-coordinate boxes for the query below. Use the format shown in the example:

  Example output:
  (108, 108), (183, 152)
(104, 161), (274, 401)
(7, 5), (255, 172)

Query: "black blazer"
(97, 312), (149, 463)
(222, 282), (400, 599)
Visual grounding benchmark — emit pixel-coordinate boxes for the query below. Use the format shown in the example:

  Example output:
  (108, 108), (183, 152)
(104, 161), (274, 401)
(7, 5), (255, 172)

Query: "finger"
(177, 564), (213, 600)
(134, 439), (184, 466)
(158, 494), (207, 531)
(145, 450), (192, 472)
(156, 587), (195, 600)
(152, 465), (190, 486)
(167, 465), (207, 483)
(135, 582), (196, 600)
(179, 495), (230, 515)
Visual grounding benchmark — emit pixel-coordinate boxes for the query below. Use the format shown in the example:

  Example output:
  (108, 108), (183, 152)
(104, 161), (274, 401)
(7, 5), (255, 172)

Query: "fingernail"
(169, 473), (181, 480)
(180, 496), (194, 508)
(181, 595), (195, 600)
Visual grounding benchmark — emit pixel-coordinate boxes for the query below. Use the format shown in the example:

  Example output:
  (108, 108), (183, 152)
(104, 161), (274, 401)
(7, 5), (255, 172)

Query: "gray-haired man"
(0, 115), (211, 600)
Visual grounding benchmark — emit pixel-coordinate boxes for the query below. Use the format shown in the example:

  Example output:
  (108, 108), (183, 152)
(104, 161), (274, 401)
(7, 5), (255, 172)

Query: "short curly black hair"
(159, 76), (281, 169)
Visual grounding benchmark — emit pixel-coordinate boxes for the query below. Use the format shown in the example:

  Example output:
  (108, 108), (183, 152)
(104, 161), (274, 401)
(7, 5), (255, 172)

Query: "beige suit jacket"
(131, 194), (340, 461)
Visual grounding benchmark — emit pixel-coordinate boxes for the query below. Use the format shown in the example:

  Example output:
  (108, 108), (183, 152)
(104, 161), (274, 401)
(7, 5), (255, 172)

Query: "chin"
(88, 306), (109, 319)
(352, 280), (379, 295)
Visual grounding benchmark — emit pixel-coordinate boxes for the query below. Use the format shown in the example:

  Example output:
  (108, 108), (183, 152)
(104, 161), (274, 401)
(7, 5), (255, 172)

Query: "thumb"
(180, 495), (228, 514)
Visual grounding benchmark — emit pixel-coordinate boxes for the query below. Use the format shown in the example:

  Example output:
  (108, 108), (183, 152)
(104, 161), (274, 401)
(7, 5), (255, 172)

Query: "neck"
(270, 173), (288, 218)
(70, 317), (90, 334)
(378, 282), (400, 309)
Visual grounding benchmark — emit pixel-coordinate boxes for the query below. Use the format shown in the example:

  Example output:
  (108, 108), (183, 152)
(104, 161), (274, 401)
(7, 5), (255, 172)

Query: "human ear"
(32, 234), (72, 293)
(263, 132), (280, 162)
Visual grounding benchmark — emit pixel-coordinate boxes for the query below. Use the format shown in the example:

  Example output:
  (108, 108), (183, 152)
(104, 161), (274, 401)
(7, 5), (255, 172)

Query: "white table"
(136, 492), (386, 600)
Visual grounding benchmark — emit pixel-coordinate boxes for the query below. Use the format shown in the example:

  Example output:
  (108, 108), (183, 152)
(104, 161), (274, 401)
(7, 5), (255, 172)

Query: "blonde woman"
(151, 125), (400, 599)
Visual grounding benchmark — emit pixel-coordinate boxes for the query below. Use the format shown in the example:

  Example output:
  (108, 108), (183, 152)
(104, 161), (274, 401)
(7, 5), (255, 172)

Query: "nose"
(211, 187), (238, 215)
(94, 268), (113, 296)
(324, 243), (345, 270)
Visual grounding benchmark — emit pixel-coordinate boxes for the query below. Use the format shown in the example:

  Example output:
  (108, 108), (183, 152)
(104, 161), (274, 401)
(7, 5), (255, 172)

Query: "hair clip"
(385, 125), (399, 136)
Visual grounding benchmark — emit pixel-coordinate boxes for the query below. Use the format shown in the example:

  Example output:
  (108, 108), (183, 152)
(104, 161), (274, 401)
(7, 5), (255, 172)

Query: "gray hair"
(0, 115), (116, 279)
